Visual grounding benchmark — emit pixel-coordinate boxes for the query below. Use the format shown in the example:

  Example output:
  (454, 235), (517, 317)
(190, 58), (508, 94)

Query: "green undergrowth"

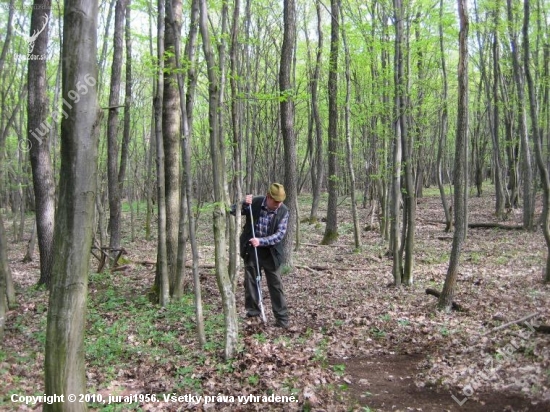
(87, 271), (226, 384)
(1, 270), (228, 410)
(2, 268), (350, 410)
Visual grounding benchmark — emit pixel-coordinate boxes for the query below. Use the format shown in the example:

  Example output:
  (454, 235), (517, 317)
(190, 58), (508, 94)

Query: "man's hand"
(246, 194), (258, 247)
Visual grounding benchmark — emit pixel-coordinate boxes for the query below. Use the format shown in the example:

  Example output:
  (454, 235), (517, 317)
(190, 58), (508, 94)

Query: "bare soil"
(340, 354), (549, 411)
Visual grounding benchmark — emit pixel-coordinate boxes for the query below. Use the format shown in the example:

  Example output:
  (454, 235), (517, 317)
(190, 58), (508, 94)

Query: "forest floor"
(2, 186), (550, 411)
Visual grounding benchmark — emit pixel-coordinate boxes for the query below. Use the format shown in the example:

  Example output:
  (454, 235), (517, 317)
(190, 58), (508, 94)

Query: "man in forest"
(231, 183), (290, 328)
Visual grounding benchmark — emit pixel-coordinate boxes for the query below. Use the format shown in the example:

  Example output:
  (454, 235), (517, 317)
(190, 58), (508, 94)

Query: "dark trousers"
(244, 247), (288, 323)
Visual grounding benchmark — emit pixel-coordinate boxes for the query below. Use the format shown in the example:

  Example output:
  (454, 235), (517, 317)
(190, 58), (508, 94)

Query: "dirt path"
(337, 354), (550, 411)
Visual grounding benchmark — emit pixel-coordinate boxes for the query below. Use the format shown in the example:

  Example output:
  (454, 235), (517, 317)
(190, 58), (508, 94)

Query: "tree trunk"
(118, 0), (133, 201)
(168, 0), (205, 344)
(145, 6), (156, 242)
(0, 0), (15, 75)
(391, 0), (404, 285)
(439, 0), (469, 311)
(507, 0), (534, 230)
(106, 0), (127, 261)
(491, 0), (506, 218)
(280, 0), (297, 265)
(184, 0), (205, 343)
(163, 0), (182, 295)
(171, 0), (189, 301)
(199, 0), (237, 359)
(27, 0), (55, 288)
(154, 0), (170, 307)
(0, 214), (16, 340)
(44, 1), (100, 409)
(523, 0), (550, 281)
(98, 0), (117, 97)
(23, 219), (37, 262)
(321, 0), (340, 245)
(438, 0), (452, 232)
(502, 82), (520, 208)
(309, 0), (324, 223)
(229, 0), (243, 291)
(342, 15), (361, 251)
(400, 4), (415, 286)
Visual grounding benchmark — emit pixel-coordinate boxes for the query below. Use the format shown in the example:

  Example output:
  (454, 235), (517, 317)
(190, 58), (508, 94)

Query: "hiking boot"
(274, 319), (289, 329)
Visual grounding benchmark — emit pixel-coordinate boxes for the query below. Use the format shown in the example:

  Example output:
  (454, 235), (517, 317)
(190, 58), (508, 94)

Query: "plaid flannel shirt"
(247, 198), (289, 247)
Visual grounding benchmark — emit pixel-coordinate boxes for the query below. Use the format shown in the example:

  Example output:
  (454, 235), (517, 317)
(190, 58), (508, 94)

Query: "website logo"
(13, 13), (49, 60)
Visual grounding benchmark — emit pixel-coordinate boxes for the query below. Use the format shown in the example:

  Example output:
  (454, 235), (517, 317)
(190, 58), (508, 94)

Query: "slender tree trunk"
(98, 0), (117, 98)
(0, 214), (16, 339)
(502, 80), (520, 208)
(154, 0), (170, 307)
(118, 0), (133, 199)
(438, 0), (452, 232)
(163, 0), (182, 295)
(145, 7), (156, 242)
(342, 15), (360, 251)
(491, 0), (506, 218)
(17, 154), (26, 242)
(401, 8), (415, 286)
(0, 0), (15, 75)
(391, 0), (404, 285)
(439, 0), (469, 311)
(106, 0), (127, 260)
(523, 0), (550, 281)
(309, 0), (324, 222)
(199, 0), (237, 359)
(280, 0), (297, 265)
(321, 0), (340, 245)
(230, 0), (243, 291)
(44, 1), (100, 409)
(217, 0), (236, 289)
(507, 0), (534, 230)
(169, 0), (205, 344)
(0, 0), (17, 209)
(27, 0), (55, 288)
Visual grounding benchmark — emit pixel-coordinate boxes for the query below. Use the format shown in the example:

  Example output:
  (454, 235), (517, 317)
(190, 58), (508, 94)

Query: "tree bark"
(168, 0), (205, 343)
(229, 0), (243, 291)
(523, 0), (550, 281)
(309, 0), (324, 223)
(27, 0), (55, 287)
(44, 1), (100, 409)
(0, 214), (16, 340)
(145, 5), (156, 242)
(154, 0), (170, 307)
(280, 0), (297, 265)
(106, 0), (127, 260)
(0, 0), (15, 75)
(321, 0), (340, 245)
(507, 0), (534, 230)
(118, 0), (133, 200)
(400, 2), (415, 286)
(391, 0), (404, 284)
(23, 219), (37, 262)
(341, 14), (361, 251)
(438, 0), (452, 232)
(489, 0), (505, 218)
(199, 0), (238, 359)
(163, 0), (182, 295)
(439, 0), (469, 311)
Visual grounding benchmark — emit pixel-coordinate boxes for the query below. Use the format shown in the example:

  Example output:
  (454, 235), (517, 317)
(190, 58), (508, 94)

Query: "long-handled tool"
(249, 205), (267, 323)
